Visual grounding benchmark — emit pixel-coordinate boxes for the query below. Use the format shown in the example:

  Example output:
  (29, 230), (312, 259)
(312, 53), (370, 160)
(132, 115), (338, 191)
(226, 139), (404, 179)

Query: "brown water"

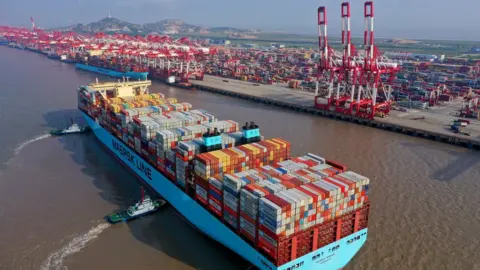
(0, 46), (479, 270)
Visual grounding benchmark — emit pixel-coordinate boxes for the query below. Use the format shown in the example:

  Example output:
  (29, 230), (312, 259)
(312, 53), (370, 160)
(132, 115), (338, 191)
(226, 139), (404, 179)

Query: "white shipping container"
(134, 137), (142, 153)
(240, 217), (256, 237)
(310, 164), (333, 172)
(223, 191), (239, 205)
(306, 153), (326, 164)
(195, 185), (208, 200)
(223, 196), (238, 211)
(209, 198), (222, 213)
(209, 177), (223, 191)
(259, 198), (282, 216)
(224, 174), (243, 193)
(258, 230), (278, 247)
(325, 177), (350, 192)
(339, 171), (370, 186)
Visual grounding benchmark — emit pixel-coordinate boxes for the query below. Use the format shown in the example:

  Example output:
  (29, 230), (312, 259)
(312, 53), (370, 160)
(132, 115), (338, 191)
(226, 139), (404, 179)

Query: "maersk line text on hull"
(112, 139), (152, 180)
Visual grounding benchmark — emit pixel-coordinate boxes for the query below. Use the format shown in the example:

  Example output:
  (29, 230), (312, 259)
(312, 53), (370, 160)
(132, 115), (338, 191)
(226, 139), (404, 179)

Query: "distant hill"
(209, 27), (260, 34)
(65, 17), (148, 35)
(144, 19), (207, 34)
(51, 17), (261, 37)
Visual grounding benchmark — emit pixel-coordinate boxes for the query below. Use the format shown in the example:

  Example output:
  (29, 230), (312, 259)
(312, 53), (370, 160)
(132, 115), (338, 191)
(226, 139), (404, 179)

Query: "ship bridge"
(84, 78), (152, 99)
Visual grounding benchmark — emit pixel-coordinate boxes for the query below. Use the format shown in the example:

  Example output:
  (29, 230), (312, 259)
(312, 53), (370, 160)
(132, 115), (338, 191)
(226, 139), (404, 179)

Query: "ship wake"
(40, 223), (110, 270)
(4, 133), (51, 166)
(14, 133), (51, 156)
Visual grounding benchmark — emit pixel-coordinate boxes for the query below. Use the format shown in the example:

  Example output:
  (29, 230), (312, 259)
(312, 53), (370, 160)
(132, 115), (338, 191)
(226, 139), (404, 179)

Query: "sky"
(1, 0), (479, 40)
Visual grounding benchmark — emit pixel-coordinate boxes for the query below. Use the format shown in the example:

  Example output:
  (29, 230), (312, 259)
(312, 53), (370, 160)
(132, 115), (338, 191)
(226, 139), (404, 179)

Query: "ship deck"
(81, 110), (369, 270)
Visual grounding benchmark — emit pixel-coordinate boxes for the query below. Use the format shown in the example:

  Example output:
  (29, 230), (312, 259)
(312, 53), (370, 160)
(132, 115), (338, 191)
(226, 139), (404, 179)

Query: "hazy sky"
(1, 0), (479, 40)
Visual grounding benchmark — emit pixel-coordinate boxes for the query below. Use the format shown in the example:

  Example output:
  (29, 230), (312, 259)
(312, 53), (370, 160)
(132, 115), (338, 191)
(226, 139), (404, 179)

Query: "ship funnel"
(242, 120), (261, 144)
(202, 127), (222, 152)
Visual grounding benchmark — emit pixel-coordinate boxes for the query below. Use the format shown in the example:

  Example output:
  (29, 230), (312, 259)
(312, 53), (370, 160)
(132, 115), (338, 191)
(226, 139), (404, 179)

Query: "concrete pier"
(192, 75), (480, 150)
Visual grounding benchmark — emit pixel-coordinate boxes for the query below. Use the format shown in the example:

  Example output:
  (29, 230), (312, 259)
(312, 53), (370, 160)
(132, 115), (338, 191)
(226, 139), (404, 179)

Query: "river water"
(0, 46), (479, 270)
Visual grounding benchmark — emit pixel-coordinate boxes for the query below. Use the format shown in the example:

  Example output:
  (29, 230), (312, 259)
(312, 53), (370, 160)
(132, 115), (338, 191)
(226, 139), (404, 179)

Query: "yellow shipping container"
(110, 104), (121, 113)
(243, 144), (260, 155)
(230, 148), (245, 160)
(150, 93), (162, 99)
(218, 152), (229, 165)
(270, 138), (285, 149)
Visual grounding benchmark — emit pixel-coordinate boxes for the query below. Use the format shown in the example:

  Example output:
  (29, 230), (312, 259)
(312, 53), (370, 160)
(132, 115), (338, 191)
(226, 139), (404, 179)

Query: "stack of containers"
(233, 155), (326, 243)
(156, 121), (238, 161)
(119, 101), (192, 129)
(174, 130), (245, 190)
(255, 170), (370, 264)
(120, 107), (163, 128)
(190, 109), (217, 123)
(175, 140), (204, 188)
(165, 149), (177, 180)
(151, 116), (184, 130)
(155, 119), (237, 178)
(149, 93), (165, 99)
(205, 131), (261, 214)
(140, 119), (161, 141)
(168, 111), (210, 127)
(193, 139), (291, 218)
(165, 97), (177, 104)
(223, 154), (321, 232)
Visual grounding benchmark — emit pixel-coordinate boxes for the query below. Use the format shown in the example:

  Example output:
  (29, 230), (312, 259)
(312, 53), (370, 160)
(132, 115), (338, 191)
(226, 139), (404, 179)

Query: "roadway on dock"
(197, 75), (316, 107)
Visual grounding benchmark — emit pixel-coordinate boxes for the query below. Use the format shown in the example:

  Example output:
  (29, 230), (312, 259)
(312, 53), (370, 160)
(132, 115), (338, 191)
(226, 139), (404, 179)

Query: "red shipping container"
(195, 193), (208, 206)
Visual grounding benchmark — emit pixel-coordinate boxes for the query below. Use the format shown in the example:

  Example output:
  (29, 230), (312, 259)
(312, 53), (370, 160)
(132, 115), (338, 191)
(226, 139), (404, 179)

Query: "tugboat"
(50, 119), (90, 136)
(105, 187), (166, 224)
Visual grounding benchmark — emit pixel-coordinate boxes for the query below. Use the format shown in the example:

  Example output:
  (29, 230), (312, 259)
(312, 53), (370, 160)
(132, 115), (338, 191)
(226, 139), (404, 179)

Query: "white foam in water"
(40, 223), (110, 270)
(14, 133), (52, 156)
(3, 133), (52, 166)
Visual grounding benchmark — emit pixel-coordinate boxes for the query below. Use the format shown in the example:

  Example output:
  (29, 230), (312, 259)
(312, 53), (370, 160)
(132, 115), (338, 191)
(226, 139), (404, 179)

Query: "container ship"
(76, 56), (149, 80)
(78, 79), (370, 270)
(148, 67), (203, 89)
(0, 36), (8, 46)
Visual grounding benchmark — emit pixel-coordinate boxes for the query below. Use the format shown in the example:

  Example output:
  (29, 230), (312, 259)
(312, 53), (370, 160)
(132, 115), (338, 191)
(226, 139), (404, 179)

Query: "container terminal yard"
(0, 2), (479, 269)
(2, 2), (478, 150)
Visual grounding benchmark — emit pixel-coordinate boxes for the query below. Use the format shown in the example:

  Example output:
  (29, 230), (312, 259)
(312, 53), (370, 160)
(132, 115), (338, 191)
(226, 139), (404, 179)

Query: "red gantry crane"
(315, 1), (399, 119)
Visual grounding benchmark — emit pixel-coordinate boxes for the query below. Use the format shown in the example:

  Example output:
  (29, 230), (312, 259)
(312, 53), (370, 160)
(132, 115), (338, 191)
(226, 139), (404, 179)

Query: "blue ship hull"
(82, 111), (368, 270)
(76, 63), (148, 80)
